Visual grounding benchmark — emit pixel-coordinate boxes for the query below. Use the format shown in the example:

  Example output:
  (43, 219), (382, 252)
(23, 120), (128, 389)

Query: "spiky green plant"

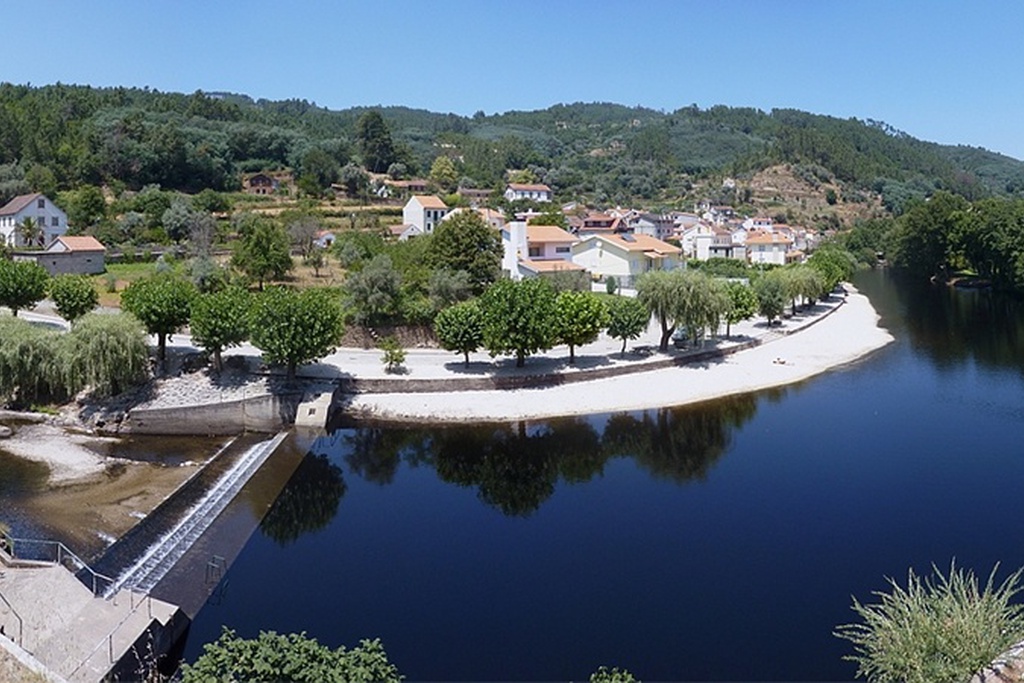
(835, 561), (1024, 683)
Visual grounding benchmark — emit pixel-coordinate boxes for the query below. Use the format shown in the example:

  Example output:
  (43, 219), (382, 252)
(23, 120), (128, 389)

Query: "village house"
(504, 183), (553, 203)
(501, 222), (581, 280)
(0, 193), (69, 248)
(387, 224), (424, 241)
(693, 226), (747, 261)
(578, 212), (623, 235)
(442, 207), (506, 231)
(243, 173), (280, 195)
(746, 230), (796, 266)
(630, 213), (676, 241)
(402, 195), (449, 234)
(14, 235), (106, 275)
(571, 232), (682, 288)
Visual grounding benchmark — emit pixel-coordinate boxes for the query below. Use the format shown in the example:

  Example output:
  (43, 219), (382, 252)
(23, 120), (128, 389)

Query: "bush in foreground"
(834, 561), (1024, 683)
(181, 628), (401, 683)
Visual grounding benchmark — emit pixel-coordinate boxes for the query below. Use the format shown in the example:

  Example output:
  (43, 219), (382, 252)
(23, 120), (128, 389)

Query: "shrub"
(379, 336), (406, 373)
(834, 561), (1024, 683)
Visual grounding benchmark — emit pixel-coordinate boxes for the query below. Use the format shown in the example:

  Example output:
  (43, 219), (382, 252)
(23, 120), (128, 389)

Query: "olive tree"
(48, 274), (99, 324)
(249, 287), (345, 381)
(120, 275), (197, 362)
(0, 259), (49, 317)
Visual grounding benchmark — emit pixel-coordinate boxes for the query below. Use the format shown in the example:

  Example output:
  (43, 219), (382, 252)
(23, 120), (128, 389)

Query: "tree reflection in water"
(330, 393), (759, 519)
(259, 451), (346, 546)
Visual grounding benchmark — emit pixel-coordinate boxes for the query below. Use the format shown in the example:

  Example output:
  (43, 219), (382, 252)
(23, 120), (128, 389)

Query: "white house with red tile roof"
(746, 230), (794, 266)
(0, 193), (69, 248)
(504, 183), (552, 202)
(501, 222), (580, 280)
(571, 233), (682, 287)
(402, 195), (449, 234)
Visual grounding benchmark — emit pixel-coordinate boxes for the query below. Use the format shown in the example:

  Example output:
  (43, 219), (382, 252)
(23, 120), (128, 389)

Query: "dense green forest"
(3, 82), (1024, 212)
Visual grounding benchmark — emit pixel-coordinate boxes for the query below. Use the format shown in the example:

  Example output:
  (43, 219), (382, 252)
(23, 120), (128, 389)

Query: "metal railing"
(3, 537), (114, 597)
(0, 588), (24, 647)
(66, 585), (156, 681)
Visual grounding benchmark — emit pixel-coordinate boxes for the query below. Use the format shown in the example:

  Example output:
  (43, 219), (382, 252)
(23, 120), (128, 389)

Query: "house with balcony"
(502, 222), (582, 280)
(504, 183), (552, 202)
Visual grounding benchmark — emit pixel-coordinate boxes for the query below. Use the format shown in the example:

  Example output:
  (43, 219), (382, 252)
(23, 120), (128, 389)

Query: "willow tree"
(636, 270), (679, 352)
(0, 315), (61, 405)
(59, 312), (149, 397)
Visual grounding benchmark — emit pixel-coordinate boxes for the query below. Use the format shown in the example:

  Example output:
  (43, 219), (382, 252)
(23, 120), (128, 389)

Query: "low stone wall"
(337, 337), (762, 395)
(969, 640), (1024, 682)
(119, 391), (305, 435)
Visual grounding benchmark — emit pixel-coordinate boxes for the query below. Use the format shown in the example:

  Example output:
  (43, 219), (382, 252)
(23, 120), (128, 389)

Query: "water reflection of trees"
(334, 394), (758, 517)
(866, 270), (1024, 373)
(259, 452), (346, 546)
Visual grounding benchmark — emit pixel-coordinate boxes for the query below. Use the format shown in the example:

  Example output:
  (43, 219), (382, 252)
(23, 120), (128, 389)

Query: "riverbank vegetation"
(835, 562), (1024, 683)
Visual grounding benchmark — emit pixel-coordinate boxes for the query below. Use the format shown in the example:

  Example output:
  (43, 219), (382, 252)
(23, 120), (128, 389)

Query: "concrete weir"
(0, 430), (310, 681)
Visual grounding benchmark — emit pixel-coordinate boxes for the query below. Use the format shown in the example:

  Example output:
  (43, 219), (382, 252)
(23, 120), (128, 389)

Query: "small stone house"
(14, 235), (107, 275)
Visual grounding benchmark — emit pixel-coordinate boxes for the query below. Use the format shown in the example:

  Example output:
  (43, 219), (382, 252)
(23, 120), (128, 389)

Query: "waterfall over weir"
(104, 433), (288, 598)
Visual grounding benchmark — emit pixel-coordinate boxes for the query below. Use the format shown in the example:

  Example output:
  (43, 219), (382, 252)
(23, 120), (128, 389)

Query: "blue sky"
(8, 0), (1024, 159)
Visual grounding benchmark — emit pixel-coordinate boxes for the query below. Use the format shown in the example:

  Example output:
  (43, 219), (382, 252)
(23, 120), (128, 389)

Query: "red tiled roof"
(507, 183), (552, 193)
(411, 195), (447, 209)
(526, 225), (577, 243)
(53, 236), (106, 252)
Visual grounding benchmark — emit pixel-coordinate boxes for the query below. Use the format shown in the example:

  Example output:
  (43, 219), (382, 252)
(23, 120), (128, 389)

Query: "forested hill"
(2, 82), (1023, 213)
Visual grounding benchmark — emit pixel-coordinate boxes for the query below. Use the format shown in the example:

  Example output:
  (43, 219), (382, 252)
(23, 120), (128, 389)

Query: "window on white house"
(528, 247), (541, 258)
(37, 198), (45, 209)
(51, 216), (59, 226)
(555, 246), (570, 253)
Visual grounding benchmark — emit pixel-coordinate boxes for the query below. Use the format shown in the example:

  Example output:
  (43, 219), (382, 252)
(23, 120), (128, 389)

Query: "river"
(14, 268), (1024, 680)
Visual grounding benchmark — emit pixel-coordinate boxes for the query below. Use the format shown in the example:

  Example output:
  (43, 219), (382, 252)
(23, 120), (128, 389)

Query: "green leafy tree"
(345, 254), (402, 325)
(61, 184), (107, 230)
(434, 300), (484, 367)
(723, 281), (757, 337)
(555, 290), (609, 363)
(24, 164), (57, 198)
(606, 295), (649, 355)
(181, 628), (401, 683)
(59, 312), (149, 397)
(249, 287), (345, 380)
(300, 147), (339, 192)
(231, 215), (293, 290)
(355, 110), (397, 173)
(0, 259), (49, 316)
(379, 336), (406, 373)
(808, 246), (856, 294)
(480, 277), (557, 367)
(636, 270), (679, 352)
(48, 274), (99, 324)
(337, 163), (370, 198)
(754, 271), (787, 326)
(835, 562), (1024, 683)
(429, 155), (459, 193)
(189, 287), (252, 372)
(427, 210), (501, 293)
(120, 275), (196, 362)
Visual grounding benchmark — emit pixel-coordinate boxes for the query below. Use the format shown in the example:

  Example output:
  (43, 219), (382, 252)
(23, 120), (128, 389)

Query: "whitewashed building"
(402, 195), (449, 234)
(0, 193), (69, 248)
(504, 183), (553, 202)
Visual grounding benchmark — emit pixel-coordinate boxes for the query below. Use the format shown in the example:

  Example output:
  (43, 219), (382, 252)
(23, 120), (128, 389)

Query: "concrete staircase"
(1, 549), (180, 683)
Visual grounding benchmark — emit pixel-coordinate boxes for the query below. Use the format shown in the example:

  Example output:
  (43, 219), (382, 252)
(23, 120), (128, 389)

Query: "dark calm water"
(161, 271), (1024, 679)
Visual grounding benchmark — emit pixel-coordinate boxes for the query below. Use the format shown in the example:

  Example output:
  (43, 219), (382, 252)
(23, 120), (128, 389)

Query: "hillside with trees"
(2, 82), (1023, 215)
